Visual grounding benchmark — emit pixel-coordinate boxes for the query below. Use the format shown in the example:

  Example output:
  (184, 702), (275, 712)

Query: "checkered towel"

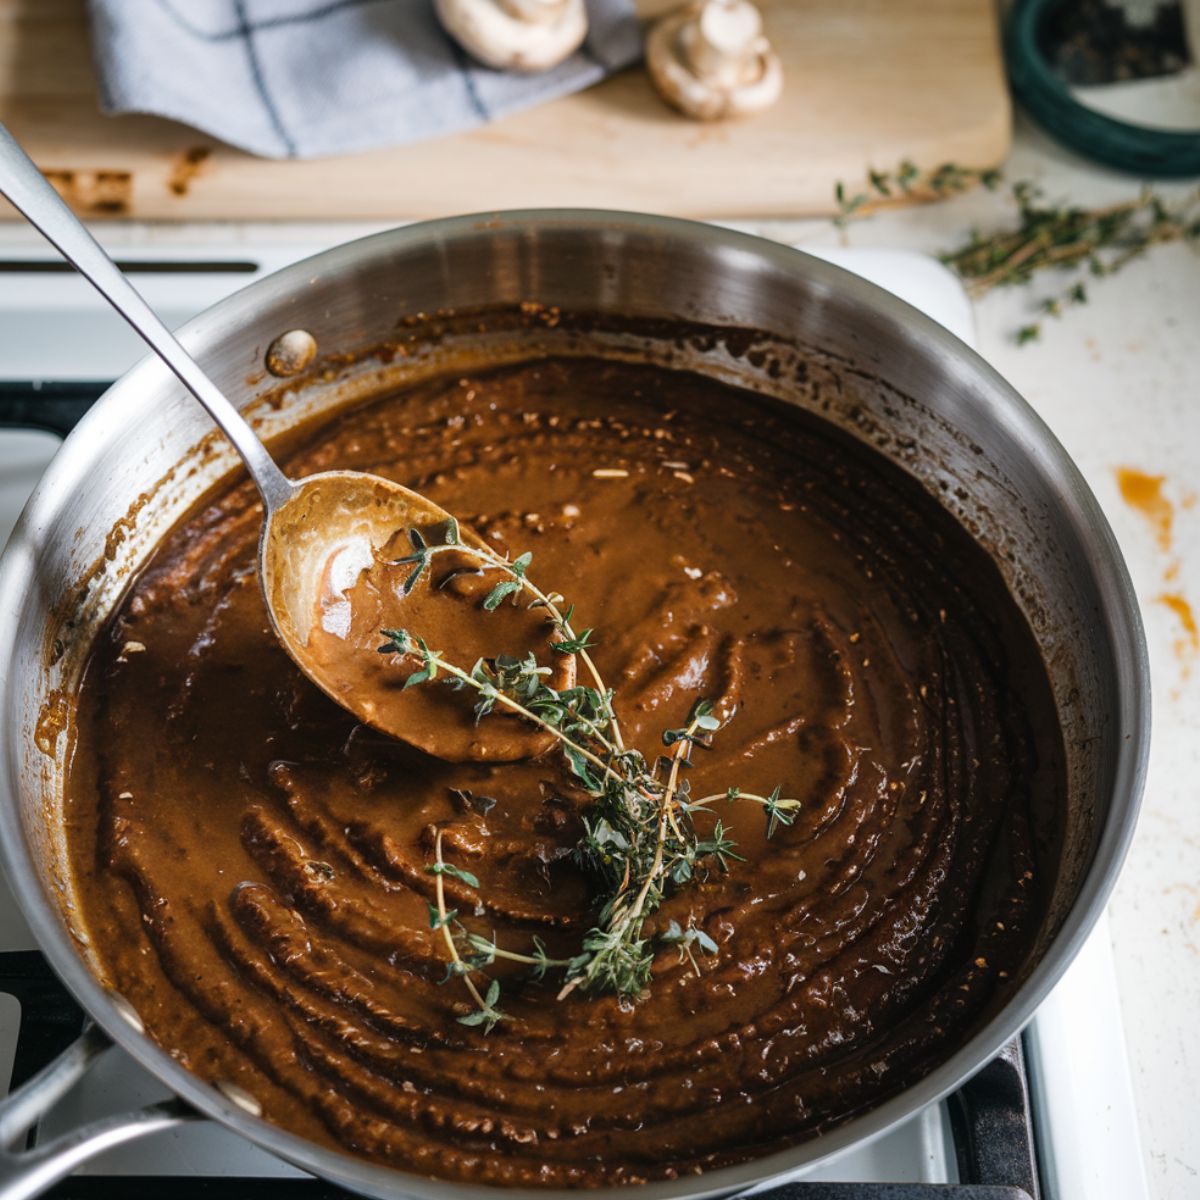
(87, 0), (643, 159)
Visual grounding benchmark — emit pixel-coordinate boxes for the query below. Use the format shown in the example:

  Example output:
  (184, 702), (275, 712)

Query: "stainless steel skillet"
(0, 212), (1149, 1200)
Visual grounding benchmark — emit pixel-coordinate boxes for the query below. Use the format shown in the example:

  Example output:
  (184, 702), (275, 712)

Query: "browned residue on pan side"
(40, 456), (183, 702)
(34, 689), (70, 756)
(103, 492), (157, 563)
(167, 147), (213, 197)
(43, 169), (133, 217)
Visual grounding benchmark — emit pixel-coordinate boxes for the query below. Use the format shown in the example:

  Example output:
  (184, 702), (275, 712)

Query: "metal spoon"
(0, 122), (567, 761)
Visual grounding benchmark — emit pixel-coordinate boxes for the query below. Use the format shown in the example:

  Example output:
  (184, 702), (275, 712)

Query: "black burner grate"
(0, 382), (104, 438)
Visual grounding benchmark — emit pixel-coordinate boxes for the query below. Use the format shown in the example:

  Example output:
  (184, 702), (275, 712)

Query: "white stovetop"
(0, 112), (1195, 1199)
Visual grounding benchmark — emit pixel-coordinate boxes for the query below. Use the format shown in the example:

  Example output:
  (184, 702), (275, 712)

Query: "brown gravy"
(66, 357), (1064, 1186)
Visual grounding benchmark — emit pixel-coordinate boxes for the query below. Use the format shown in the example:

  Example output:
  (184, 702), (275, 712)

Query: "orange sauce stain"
(1159, 593), (1199, 651)
(1116, 467), (1173, 552)
(1115, 468), (1199, 677)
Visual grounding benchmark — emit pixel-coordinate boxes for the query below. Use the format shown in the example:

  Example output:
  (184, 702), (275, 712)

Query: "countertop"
(0, 110), (1196, 1198)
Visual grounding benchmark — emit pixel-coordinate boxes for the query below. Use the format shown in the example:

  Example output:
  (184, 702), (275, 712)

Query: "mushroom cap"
(435, 0), (588, 73)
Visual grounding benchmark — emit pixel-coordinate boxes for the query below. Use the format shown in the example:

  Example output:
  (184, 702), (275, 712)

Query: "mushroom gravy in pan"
(65, 357), (1064, 1187)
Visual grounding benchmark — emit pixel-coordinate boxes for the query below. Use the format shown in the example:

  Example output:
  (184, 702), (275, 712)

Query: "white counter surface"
(0, 110), (1196, 1198)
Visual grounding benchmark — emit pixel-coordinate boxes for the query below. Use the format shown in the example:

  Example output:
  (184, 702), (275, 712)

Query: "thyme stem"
(411, 650), (619, 780)
(626, 713), (697, 921)
(431, 830), (493, 1018)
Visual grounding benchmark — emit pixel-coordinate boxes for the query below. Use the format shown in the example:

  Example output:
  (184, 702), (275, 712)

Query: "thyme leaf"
(425, 860), (480, 889)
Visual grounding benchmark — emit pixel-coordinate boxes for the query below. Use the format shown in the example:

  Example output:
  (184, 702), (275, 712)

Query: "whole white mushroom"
(435, 0), (589, 73)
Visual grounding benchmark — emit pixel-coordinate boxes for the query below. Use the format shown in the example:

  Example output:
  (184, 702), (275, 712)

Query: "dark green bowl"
(1007, 0), (1200, 177)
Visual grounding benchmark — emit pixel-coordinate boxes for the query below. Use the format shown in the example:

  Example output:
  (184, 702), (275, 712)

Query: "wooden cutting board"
(0, 0), (1009, 221)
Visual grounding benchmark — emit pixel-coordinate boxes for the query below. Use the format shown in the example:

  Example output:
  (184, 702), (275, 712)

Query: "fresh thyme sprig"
(555, 700), (744, 1002)
(940, 182), (1200, 343)
(426, 829), (583, 1032)
(426, 829), (505, 1030)
(834, 158), (1003, 226)
(833, 160), (1200, 343)
(379, 522), (801, 1027)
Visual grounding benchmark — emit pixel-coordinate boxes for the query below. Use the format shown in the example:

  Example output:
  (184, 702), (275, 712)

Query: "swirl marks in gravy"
(66, 358), (1063, 1186)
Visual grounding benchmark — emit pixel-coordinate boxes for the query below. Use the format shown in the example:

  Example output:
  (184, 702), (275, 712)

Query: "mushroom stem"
(647, 0), (784, 121)
(685, 0), (761, 87)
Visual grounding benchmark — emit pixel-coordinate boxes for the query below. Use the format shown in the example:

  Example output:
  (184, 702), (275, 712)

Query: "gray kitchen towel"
(87, 0), (643, 159)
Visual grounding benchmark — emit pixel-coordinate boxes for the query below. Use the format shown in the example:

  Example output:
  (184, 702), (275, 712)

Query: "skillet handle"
(0, 1023), (198, 1200)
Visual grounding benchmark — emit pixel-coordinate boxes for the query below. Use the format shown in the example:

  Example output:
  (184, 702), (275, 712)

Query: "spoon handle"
(0, 122), (294, 513)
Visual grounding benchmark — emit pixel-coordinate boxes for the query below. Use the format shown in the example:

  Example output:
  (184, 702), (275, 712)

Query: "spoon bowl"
(262, 470), (575, 759)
